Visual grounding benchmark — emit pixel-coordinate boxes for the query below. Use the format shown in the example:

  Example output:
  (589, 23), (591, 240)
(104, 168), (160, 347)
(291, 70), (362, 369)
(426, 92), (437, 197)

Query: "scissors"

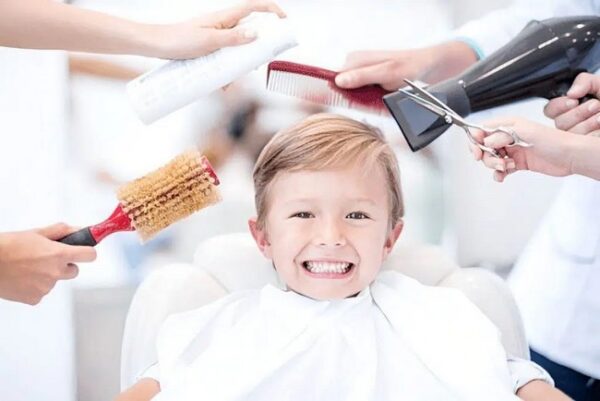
(399, 79), (532, 158)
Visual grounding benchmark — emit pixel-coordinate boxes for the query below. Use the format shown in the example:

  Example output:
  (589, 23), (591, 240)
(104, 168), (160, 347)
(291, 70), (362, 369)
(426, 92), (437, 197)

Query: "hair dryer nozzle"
(383, 92), (448, 151)
(383, 80), (471, 151)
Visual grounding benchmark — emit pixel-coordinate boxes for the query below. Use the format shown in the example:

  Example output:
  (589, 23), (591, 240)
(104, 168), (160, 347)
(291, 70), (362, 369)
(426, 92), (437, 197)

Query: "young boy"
(117, 114), (568, 401)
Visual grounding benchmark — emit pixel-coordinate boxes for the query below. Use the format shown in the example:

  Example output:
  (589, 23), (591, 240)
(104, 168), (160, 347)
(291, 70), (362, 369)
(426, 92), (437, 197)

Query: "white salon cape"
(454, 0), (600, 378)
(145, 272), (522, 401)
(509, 176), (600, 378)
(0, 47), (75, 401)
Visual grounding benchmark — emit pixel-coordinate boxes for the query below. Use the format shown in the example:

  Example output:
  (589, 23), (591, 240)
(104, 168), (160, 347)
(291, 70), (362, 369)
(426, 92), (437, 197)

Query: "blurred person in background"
(336, 0), (600, 399)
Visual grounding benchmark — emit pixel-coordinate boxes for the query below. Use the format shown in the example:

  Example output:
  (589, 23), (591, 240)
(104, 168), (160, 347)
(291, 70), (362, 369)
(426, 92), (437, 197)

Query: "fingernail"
(495, 163), (505, 172)
(507, 160), (516, 170)
(243, 29), (257, 39)
(588, 100), (600, 113)
(566, 99), (578, 108)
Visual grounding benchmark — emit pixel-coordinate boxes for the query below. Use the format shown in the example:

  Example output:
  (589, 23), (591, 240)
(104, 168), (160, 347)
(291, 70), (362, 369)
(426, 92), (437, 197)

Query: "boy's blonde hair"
(253, 113), (403, 230)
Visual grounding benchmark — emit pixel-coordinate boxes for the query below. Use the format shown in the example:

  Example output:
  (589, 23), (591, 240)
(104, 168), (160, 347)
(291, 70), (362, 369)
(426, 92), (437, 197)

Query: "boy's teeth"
(305, 261), (351, 273)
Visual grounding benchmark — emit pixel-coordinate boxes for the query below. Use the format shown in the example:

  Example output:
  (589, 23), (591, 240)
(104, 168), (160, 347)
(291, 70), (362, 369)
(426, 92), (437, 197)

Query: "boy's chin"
(289, 284), (362, 301)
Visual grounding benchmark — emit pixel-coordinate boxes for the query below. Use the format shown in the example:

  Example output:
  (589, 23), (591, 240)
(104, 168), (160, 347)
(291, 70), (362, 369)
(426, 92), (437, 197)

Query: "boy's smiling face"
(249, 163), (403, 300)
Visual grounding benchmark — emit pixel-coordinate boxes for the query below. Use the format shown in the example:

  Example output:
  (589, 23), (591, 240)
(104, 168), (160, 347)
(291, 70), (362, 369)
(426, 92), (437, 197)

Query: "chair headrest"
(193, 233), (458, 291)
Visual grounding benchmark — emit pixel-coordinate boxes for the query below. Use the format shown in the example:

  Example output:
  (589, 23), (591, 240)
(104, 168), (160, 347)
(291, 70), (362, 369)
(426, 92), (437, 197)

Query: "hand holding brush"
(0, 223), (97, 305)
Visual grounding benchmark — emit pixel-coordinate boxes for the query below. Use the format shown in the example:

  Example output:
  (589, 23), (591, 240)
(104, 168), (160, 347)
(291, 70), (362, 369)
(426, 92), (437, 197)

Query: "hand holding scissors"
(399, 79), (532, 158)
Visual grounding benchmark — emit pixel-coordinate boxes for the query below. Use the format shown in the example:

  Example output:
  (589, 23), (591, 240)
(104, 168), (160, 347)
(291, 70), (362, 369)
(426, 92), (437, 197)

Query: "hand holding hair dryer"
(384, 16), (600, 151)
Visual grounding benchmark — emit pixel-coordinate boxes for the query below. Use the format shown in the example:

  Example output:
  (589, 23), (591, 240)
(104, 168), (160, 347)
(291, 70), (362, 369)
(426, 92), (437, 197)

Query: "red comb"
(266, 61), (390, 114)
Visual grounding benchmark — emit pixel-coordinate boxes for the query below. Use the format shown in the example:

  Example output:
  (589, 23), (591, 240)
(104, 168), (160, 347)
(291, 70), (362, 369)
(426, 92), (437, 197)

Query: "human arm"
(517, 380), (572, 401)
(335, 0), (591, 90)
(335, 41), (478, 90)
(334, 0), (541, 91)
(507, 356), (571, 400)
(334, 1), (539, 90)
(69, 55), (142, 81)
(470, 72), (600, 181)
(0, 0), (285, 59)
(114, 378), (160, 401)
(0, 223), (97, 305)
(470, 117), (600, 181)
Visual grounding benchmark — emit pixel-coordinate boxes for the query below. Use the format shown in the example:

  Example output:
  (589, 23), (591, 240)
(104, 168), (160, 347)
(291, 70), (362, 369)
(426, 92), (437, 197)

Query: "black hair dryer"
(384, 16), (600, 152)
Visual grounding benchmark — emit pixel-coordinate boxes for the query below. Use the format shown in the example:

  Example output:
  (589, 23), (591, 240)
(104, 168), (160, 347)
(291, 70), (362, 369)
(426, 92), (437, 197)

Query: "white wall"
(450, 0), (511, 26)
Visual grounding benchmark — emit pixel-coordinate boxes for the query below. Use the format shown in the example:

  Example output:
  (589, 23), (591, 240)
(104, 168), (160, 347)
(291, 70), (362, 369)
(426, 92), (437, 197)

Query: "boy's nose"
(314, 220), (347, 247)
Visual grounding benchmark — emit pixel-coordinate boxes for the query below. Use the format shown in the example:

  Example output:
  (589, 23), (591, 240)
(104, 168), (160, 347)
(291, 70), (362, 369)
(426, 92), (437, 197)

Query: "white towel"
(152, 271), (519, 401)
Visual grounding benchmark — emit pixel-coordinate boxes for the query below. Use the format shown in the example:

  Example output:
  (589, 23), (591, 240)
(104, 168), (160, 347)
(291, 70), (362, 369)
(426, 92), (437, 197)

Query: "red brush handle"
(57, 204), (133, 246)
(200, 156), (220, 185)
(89, 204), (134, 243)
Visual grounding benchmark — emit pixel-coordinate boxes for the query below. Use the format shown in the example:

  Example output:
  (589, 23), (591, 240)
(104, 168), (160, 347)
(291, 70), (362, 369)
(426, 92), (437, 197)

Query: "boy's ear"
(382, 220), (403, 260)
(248, 217), (272, 259)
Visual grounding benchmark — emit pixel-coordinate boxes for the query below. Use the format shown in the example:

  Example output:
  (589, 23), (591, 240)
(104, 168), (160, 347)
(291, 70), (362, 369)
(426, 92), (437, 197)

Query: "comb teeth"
(117, 150), (221, 241)
(267, 70), (352, 109)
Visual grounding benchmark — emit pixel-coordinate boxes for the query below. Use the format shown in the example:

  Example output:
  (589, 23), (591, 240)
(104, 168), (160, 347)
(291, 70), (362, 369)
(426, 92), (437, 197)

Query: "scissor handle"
(481, 125), (533, 148)
(462, 126), (502, 157)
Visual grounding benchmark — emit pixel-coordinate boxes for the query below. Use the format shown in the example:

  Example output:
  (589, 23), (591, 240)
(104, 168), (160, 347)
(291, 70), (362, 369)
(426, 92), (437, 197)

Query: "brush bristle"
(117, 150), (221, 241)
(267, 69), (352, 108)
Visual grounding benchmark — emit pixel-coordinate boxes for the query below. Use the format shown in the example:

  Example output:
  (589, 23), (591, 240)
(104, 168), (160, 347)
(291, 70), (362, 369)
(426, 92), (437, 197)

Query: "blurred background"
(1, 0), (564, 400)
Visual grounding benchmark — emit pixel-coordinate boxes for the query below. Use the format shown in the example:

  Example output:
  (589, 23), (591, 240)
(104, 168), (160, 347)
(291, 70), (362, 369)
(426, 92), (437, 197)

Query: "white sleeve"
(507, 356), (554, 393)
(452, 0), (598, 58)
(134, 363), (162, 401)
(137, 362), (160, 382)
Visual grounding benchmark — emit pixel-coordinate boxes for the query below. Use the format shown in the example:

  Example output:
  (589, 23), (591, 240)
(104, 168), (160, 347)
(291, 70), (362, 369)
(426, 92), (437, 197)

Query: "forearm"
(115, 378), (160, 401)
(0, 0), (157, 56)
(423, 40), (478, 84)
(68, 56), (143, 80)
(516, 379), (572, 401)
(0, 232), (11, 270)
(569, 134), (600, 180)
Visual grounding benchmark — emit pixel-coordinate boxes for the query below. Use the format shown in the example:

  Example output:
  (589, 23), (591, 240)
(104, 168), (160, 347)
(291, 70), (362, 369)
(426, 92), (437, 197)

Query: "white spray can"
(127, 13), (297, 124)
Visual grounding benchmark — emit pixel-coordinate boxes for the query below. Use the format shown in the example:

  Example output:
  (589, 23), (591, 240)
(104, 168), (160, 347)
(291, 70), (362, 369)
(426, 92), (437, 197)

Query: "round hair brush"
(58, 150), (221, 246)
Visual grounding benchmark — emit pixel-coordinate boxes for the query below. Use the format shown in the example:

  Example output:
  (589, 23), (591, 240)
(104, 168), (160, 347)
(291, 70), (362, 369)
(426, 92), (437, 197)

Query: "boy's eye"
(346, 211), (370, 220)
(290, 211), (314, 219)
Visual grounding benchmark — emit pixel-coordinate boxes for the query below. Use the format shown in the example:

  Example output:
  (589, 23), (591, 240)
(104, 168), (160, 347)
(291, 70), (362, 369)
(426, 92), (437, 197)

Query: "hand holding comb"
(266, 61), (390, 114)
(59, 150), (221, 246)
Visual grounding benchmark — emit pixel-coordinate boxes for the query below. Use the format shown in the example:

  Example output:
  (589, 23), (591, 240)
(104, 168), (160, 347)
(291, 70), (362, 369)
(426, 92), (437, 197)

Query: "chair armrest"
(120, 263), (227, 389)
(439, 267), (530, 359)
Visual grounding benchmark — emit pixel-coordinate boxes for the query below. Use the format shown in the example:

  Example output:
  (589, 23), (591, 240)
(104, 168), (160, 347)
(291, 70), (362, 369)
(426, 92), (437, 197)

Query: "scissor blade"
(403, 79), (456, 115)
(398, 89), (449, 119)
